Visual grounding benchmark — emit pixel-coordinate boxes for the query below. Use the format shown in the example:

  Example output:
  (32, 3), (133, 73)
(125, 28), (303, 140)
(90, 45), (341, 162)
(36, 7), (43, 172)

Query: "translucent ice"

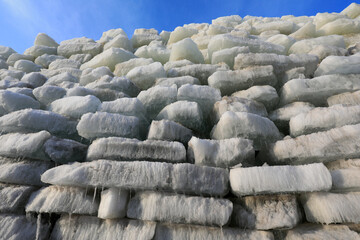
(315, 55), (360, 76)
(126, 62), (166, 90)
(98, 188), (129, 219)
(147, 119), (192, 144)
(0, 90), (40, 116)
(169, 38), (204, 63)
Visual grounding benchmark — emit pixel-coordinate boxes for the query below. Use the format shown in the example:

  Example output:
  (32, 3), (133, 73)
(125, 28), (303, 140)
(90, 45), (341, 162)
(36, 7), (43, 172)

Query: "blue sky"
(0, 0), (355, 53)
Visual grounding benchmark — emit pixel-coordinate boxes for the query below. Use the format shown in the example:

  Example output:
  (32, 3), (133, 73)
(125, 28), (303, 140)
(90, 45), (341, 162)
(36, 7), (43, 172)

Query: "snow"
(147, 120), (192, 144)
(41, 160), (229, 196)
(49, 95), (101, 119)
(154, 223), (274, 240)
(301, 192), (360, 224)
(262, 124), (360, 165)
(211, 111), (281, 150)
(76, 112), (140, 140)
(290, 105), (360, 137)
(86, 137), (186, 163)
(156, 101), (204, 132)
(229, 163), (332, 196)
(232, 194), (301, 230)
(127, 191), (232, 226)
(208, 66), (276, 96)
(50, 215), (156, 240)
(187, 137), (254, 168)
(98, 188), (129, 219)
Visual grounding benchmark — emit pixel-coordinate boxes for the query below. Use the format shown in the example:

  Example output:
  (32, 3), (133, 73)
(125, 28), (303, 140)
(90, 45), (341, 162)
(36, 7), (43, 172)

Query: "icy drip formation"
(2, 2), (360, 239)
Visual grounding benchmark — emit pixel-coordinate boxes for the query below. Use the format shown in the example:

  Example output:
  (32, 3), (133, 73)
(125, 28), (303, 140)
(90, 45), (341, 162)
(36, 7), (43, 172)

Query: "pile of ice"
(1, 2), (360, 239)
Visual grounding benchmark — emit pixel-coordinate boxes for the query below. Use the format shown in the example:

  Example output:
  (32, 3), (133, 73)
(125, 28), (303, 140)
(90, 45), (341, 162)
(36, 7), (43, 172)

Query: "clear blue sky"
(0, 0), (355, 53)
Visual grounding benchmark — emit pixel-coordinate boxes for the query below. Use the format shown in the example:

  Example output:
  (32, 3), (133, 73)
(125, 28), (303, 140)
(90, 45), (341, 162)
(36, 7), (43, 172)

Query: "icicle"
(92, 187), (97, 204)
(35, 214), (41, 240)
(220, 226), (224, 240)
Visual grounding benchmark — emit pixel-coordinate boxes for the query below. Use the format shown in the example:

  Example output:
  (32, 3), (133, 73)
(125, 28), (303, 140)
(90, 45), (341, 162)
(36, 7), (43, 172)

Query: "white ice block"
(86, 137), (186, 163)
(50, 215), (156, 240)
(126, 62), (166, 90)
(155, 76), (200, 88)
(169, 38), (204, 63)
(232, 194), (301, 230)
(188, 137), (254, 168)
(208, 66), (276, 96)
(331, 169), (360, 192)
(76, 112), (140, 140)
(79, 66), (114, 86)
(262, 124), (360, 165)
(80, 47), (136, 71)
(0, 90), (40, 116)
(147, 119), (192, 144)
(279, 74), (360, 106)
(288, 35), (345, 54)
(33, 85), (66, 106)
(0, 183), (36, 213)
(26, 186), (99, 215)
(58, 41), (102, 58)
(137, 85), (177, 119)
(156, 101), (204, 132)
(211, 111), (281, 150)
(290, 105), (360, 137)
(49, 95), (101, 119)
(327, 90), (360, 106)
(135, 41), (170, 64)
(154, 223), (274, 240)
(98, 188), (129, 219)
(41, 160), (229, 196)
(229, 163), (332, 196)
(0, 158), (53, 186)
(127, 191), (232, 226)
(301, 192), (360, 224)
(114, 58), (153, 77)
(34, 33), (59, 47)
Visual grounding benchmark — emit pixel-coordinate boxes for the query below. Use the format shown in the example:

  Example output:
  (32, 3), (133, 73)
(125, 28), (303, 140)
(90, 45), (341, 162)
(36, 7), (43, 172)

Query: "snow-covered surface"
(229, 163), (332, 196)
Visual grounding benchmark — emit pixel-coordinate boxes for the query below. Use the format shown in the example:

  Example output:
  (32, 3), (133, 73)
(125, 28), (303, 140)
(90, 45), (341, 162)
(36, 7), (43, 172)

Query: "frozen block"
(301, 192), (360, 224)
(209, 66), (276, 96)
(114, 58), (154, 77)
(77, 112), (140, 140)
(33, 85), (66, 106)
(188, 137), (254, 168)
(229, 163), (332, 196)
(155, 76), (200, 88)
(232, 194), (301, 230)
(26, 186), (98, 215)
(0, 90), (40, 116)
(147, 119), (192, 144)
(126, 62), (166, 90)
(315, 55), (360, 76)
(79, 66), (114, 86)
(0, 183), (36, 213)
(98, 188), (129, 219)
(50, 215), (156, 240)
(169, 38), (204, 63)
(211, 111), (281, 150)
(327, 90), (360, 106)
(86, 137), (186, 163)
(127, 191), (232, 226)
